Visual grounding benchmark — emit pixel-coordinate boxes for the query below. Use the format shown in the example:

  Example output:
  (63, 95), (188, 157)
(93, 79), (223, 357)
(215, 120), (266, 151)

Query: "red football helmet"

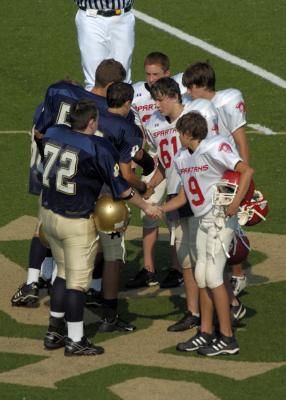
(213, 171), (255, 207)
(228, 231), (250, 265)
(239, 190), (269, 226)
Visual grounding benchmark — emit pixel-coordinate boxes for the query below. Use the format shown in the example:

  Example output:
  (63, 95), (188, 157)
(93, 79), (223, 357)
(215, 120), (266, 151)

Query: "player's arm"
(160, 186), (187, 213)
(132, 148), (155, 176)
(226, 161), (254, 216)
(232, 126), (250, 164)
(119, 161), (147, 194)
(120, 188), (162, 219)
(147, 162), (166, 189)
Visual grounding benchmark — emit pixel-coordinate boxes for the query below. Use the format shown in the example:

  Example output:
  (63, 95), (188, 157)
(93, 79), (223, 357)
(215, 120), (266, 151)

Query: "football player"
(182, 61), (250, 300)
(128, 52), (187, 289)
(41, 99), (160, 356)
(142, 77), (219, 333)
(161, 111), (254, 356)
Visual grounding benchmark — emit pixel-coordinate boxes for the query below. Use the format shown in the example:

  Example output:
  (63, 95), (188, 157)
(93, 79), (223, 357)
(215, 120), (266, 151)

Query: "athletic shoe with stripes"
(176, 330), (215, 352)
(11, 282), (39, 307)
(197, 334), (239, 356)
(65, 336), (104, 357)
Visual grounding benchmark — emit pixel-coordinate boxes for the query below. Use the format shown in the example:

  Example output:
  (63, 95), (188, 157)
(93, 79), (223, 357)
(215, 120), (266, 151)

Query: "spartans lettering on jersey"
(179, 165), (209, 174)
(152, 127), (177, 138)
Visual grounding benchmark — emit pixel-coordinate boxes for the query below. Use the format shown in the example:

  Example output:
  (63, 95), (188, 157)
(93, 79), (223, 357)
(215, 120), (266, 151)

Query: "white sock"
(40, 257), (54, 280)
(90, 278), (102, 292)
(67, 321), (84, 342)
(27, 268), (40, 285)
(50, 311), (65, 318)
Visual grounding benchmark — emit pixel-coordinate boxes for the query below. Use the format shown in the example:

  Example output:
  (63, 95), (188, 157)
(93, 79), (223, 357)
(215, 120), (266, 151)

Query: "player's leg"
(126, 174), (166, 289)
(75, 10), (109, 90)
(85, 251), (104, 307)
(108, 11), (135, 83)
(61, 214), (103, 356)
(198, 218), (239, 356)
(177, 224), (215, 352)
(167, 217), (200, 332)
(98, 232), (135, 332)
(11, 220), (48, 307)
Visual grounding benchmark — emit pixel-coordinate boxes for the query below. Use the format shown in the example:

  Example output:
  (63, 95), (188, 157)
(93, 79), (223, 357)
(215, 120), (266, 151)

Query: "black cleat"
(176, 330), (216, 352)
(197, 334), (239, 356)
(167, 312), (200, 332)
(64, 336), (104, 357)
(126, 268), (159, 289)
(85, 289), (103, 307)
(11, 282), (39, 307)
(160, 269), (184, 288)
(97, 315), (136, 333)
(44, 317), (66, 350)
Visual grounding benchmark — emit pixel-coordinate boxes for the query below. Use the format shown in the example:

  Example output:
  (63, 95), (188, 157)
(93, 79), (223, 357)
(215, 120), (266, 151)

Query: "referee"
(74, 0), (135, 90)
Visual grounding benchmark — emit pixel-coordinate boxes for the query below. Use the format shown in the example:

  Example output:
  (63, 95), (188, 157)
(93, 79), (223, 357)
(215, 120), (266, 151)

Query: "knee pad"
(194, 261), (207, 288)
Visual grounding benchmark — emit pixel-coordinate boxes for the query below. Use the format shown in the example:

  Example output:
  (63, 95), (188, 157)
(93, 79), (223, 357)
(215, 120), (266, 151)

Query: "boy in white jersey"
(144, 77), (217, 332)
(128, 52), (184, 289)
(182, 62), (249, 298)
(162, 112), (253, 356)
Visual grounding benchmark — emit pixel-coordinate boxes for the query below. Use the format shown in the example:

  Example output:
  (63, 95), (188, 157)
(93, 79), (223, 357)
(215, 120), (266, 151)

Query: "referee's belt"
(79, 4), (132, 16)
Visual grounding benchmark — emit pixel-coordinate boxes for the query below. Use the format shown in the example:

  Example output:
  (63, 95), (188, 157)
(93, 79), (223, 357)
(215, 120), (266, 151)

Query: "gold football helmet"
(93, 195), (131, 234)
(38, 223), (50, 248)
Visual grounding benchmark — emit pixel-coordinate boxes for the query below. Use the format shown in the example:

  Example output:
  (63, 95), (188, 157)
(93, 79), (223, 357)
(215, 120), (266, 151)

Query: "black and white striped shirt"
(74, 0), (133, 10)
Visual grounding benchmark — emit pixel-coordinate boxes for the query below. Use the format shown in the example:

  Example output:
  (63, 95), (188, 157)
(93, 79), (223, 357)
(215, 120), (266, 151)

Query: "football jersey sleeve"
(93, 138), (130, 199)
(119, 124), (143, 163)
(210, 140), (242, 171)
(224, 91), (246, 134)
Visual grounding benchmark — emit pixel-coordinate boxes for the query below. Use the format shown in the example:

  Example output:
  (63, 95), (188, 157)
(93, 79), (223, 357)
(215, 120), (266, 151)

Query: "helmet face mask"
(212, 170), (255, 208)
(93, 195), (131, 234)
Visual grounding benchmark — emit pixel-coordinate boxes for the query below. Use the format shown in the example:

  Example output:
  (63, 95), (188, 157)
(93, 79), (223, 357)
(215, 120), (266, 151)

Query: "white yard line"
(0, 130), (30, 134)
(134, 10), (286, 90)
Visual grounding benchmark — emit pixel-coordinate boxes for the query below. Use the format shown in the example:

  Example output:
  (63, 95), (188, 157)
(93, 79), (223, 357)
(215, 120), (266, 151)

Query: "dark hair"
(70, 99), (98, 130)
(182, 61), (216, 91)
(144, 52), (170, 72)
(107, 82), (134, 108)
(150, 77), (182, 103)
(176, 111), (208, 140)
(95, 59), (126, 87)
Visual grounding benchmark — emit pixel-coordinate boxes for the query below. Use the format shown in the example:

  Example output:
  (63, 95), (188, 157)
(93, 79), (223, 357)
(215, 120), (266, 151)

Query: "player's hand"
(144, 203), (162, 219)
(143, 186), (155, 200)
(225, 202), (240, 217)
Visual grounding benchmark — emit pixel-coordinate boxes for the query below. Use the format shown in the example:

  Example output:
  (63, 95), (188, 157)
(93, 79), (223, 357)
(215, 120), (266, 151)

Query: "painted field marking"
(0, 130), (30, 134)
(134, 10), (286, 90)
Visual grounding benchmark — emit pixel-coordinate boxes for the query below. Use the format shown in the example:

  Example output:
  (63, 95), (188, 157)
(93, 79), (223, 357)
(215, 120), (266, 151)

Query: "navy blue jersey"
(98, 109), (143, 164)
(35, 81), (108, 134)
(29, 102), (44, 195)
(41, 125), (129, 218)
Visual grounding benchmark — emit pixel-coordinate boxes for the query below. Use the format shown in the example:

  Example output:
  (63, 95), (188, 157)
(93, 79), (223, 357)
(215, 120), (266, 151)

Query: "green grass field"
(0, 1), (286, 399)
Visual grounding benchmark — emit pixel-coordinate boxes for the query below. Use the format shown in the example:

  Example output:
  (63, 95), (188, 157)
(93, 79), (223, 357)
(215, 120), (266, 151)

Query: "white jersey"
(211, 89), (246, 147)
(174, 135), (241, 217)
(132, 73), (186, 131)
(145, 100), (193, 194)
(187, 98), (219, 138)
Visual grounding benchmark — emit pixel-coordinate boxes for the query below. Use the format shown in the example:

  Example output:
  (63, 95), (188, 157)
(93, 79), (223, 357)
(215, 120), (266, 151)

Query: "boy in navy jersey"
(41, 99), (160, 356)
